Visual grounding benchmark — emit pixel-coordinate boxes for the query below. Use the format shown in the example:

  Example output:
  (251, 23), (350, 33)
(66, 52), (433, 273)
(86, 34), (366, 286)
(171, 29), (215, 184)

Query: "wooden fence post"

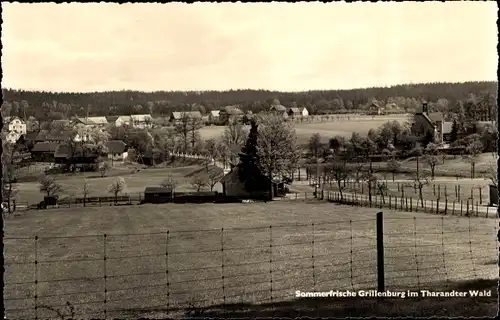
(376, 211), (385, 293)
(452, 201), (455, 215)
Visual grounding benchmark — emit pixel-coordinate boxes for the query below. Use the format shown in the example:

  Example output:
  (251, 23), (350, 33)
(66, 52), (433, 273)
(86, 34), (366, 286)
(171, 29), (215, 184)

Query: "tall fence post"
(103, 234), (107, 319)
(376, 211), (385, 293)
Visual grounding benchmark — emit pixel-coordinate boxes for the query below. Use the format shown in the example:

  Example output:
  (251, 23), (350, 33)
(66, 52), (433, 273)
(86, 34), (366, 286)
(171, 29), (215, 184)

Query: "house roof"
(289, 107), (301, 114)
(427, 112), (443, 123)
(171, 111), (203, 120)
(31, 142), (59, 153)
(106, 140), (127, 154)
(131, 114), (153, 122)
(75, 117), (109, 125)
(54, 143), (98, 158)
(210, 110), (221, 117)
(106, 116), (120, 123)
(219, 168), (238, 184)
(270, 105), (287, 112)
(5, 116), (24, 124)
(35, 130), (71, 142)
(144, 187), (172, 194)
(442, 121), (454, 134)
(221, 106), (244, 115)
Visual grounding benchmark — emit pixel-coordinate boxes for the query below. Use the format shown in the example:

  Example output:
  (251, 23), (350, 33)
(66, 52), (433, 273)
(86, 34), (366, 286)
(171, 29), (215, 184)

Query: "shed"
(489, 185), (498, 206)
(144, 187), (173, 204)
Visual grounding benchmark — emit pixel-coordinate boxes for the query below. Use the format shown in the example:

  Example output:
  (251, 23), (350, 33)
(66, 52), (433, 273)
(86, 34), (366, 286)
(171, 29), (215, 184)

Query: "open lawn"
(4, 201), (497, 319)
(199, 115), (409, 145)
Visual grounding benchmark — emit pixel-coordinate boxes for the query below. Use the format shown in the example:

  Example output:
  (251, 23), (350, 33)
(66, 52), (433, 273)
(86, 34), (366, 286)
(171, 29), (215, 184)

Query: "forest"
(1, 81), (497, 121)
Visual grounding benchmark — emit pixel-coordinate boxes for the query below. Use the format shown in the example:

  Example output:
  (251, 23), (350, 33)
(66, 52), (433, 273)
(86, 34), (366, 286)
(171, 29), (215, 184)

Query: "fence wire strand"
(4, 216), (495, 319)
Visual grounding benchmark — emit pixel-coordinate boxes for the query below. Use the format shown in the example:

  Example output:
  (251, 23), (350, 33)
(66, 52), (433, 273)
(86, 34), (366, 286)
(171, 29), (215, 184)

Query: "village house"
(411, 102), (448, 144)
(208, 110), (220, 124)
(219, 106), (244, 125)
(73, 116), (109, 128)
(130, 114), (153, 129)
(4, 131), (21, 144)
(4, 116), (27, 135)
(269, 104), (288, 120)
(106, 140), (128, 164)
(367, 101), (383, 115)
(287, 107), (309, 119)
(169, 111), (203, 124)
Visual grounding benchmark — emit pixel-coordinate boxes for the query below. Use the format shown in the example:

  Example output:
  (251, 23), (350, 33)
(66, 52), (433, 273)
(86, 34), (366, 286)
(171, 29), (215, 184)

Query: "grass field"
(14, 160), (211, 205)
(5, 201), (497, 319)
(199, 115), (409, 145)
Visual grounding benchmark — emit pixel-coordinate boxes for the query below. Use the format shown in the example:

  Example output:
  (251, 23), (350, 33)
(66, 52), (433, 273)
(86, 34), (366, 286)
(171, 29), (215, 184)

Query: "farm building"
(169, 111), (203, 124)
(34, 131), (72, 144)
(143, 187), (173, 204)
(411, 102), (444, 143)
(130, 114), (154, 128)
(54, 143), (99, 165)
(106, 140), (128, 163)
(287, 107), (309, 118)
(208, 110), (220, 124)
(219, 106), (244, 125)
(73, 116), (109, 128)
(30, 142), (59, 162)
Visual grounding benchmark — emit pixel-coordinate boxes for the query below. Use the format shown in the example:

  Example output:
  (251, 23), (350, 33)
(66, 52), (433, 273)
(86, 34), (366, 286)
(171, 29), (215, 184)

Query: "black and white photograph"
(1, 1), (498, 319)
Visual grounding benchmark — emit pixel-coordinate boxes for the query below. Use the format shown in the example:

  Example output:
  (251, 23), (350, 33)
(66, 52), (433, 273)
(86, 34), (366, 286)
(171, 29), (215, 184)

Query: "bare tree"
(486, 160), (497, 187)
(463, 138), (484, 179)
(160, 174), (178, 192)
(2, 143), (20, 214)
(99, 161), (111, 177)
(191, 175), (208, 192)
(108, 177), (127, 204)
(38, 175), (62, 198)
(386, 157), (401, 182)
(409, 170), (430, 208)
(82, 181), (90, 207)
(221, 120), (247, 168)
(376, 181), (388, 204)
(424, 143), (440, 180)
(256, 114), (301, 200)
(325, 160), (350, 201)
(174, 113), (192, 154)
(189, 117), (203, 151)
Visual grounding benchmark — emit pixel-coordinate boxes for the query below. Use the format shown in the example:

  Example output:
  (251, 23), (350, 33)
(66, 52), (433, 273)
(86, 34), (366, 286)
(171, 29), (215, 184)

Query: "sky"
(1, 2), (498, 93)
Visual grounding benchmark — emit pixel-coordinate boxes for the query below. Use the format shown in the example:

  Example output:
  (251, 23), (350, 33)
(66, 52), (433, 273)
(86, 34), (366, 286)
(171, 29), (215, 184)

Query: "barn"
(143, 187), (173, 204)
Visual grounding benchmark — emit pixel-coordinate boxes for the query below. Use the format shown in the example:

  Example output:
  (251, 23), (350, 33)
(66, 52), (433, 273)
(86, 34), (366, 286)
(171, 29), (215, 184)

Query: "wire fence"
(4, 214), (496, 319)
(324, 191), (497, 218)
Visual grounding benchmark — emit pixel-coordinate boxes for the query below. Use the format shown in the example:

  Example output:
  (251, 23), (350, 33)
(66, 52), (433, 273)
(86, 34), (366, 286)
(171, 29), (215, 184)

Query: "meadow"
(198, 114), (410, 145)
(4, 201), (497, 319)
(14, 160), (210, 205)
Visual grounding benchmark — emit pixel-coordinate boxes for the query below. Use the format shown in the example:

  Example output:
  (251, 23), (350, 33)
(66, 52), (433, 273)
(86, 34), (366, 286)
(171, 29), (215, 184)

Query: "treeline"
(2, 81), (497, 119)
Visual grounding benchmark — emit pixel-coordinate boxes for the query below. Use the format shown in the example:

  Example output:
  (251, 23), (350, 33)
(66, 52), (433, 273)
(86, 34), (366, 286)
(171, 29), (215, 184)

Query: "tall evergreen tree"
(450, 119), (459, 143)
(238, 119), (265, 194)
